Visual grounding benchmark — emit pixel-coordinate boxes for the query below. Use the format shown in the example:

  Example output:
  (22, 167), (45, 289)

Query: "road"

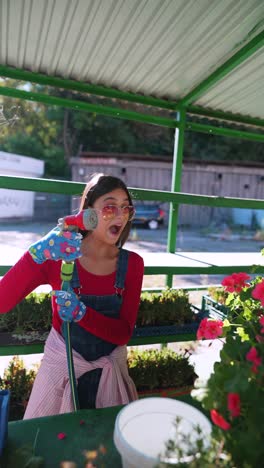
(0, 221), (263, 290)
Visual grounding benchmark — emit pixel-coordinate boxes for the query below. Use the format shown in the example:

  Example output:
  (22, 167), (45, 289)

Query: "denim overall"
(65, 248), (129, 409)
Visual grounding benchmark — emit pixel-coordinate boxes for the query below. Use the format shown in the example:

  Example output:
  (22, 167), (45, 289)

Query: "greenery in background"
(207, 287), (228, 305)
(0, 356), (38, 421)
(1, 348), (196, 421)
(1, 80), (263, 179)
(0, 292), (52, 333)
(128, 348), (196, 391)
(0, 289), (196, 334)
(137, 289), (194, 327)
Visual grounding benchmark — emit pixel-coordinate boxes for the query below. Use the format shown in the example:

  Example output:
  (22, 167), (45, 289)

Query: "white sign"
(0, 151), (44, 218)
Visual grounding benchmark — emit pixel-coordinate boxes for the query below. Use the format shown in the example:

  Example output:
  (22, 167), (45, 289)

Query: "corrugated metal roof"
(0, 0), (264, 121)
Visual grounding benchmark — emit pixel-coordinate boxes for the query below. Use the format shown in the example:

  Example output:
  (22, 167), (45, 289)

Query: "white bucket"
(113, 397), (211, 468)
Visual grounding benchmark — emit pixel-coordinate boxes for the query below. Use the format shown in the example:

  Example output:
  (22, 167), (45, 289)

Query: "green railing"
(1, 165), (263, 355)
(1, 174), (264, 277)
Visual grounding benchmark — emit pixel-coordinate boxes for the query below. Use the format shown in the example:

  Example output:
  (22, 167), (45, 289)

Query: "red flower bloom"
(197, 318), (223, 340)
(210, 409), (230, 430)
(246, 347), (261, 365)
(222, 272), (250, 293)
(252, 280), (264, 307)
(57, 432), (67, 440)
(228, 393), (241, 418)
(246, 347), (262, 373)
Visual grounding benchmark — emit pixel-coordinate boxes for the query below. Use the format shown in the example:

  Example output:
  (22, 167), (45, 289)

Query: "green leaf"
(236, 327), (250, 342)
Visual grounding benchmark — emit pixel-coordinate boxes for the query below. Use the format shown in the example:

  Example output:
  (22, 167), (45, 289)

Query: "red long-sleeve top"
(0, 251), (144, 345)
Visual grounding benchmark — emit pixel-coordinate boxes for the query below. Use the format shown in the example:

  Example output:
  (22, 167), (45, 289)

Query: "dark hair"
(79, 173), (133, 247)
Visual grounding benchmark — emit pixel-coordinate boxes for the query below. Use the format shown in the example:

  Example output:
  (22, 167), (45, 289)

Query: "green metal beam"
(167, 111), (186, 247)
(0, 333), (197, 356)
(166, 110), (186, 288)
(188, 105), (264, 129)
(179, 30), (264, 106)
(2, 85), (264, 140)
(1, 175), (264, 209)
(0, 64), (176, 111)
(2, 67), (264, 130)
(0, 175), (85, 195)
(187, 121), (264, 142)
(0, 86), (177, 128)
(1, 263), (263, 278)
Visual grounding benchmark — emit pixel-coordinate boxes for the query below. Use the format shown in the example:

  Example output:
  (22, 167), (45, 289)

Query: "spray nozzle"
(58, 209), (98, 231)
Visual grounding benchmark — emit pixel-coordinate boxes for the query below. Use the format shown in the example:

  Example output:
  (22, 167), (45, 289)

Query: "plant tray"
(138, 385), (194, 399)
(202, 295), (229, 321)
(133, 322), (199, 338)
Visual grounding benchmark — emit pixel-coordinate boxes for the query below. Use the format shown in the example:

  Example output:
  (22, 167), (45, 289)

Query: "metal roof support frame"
(0, 86), (177, 129)
(178, 30), (264, 107)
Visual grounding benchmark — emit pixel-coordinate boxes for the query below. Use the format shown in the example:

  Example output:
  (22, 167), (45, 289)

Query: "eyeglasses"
(100, 205), (135, 221)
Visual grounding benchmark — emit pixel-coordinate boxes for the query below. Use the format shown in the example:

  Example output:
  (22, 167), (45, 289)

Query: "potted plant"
(0, 292), (51, 348)
(0, 289), (203, 349)
(0, 356), (37, 421)
(128, 347), (197, 398)
(192, 270), (264, 467)
(134, 288), (203, 339)
(1, 348), (196, 420)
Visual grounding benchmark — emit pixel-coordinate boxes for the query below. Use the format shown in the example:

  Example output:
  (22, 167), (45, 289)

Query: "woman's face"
(91, 188), (133, 245)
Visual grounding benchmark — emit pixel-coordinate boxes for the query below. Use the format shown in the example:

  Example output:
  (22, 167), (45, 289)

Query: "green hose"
(61, 260), (80, 412)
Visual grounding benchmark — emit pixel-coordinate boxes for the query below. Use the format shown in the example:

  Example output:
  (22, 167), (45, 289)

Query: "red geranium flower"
(222, 272), (250, 293)
(210, 409), (231, 430)
(228, 393), (241, 418)
(197, 318), (223, 340)
(246, 347), (261, 365)
(252, 280), (264, 306)
(246, 347), (262, 373)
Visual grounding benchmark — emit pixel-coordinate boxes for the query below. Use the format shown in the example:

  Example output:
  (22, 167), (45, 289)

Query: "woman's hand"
(52, 289), (86, 322)
(28, 228), (82, 264)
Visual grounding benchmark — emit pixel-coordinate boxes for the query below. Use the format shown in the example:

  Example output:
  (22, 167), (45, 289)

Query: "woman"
(0, 174), (144, 418)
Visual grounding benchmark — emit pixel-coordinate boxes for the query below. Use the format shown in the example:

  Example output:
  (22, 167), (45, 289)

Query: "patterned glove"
(29, 228), (82, 264)
(52, 289), (86, 322)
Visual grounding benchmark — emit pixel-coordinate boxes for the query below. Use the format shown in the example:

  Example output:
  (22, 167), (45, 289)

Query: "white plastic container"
(113, 397), (211, 468)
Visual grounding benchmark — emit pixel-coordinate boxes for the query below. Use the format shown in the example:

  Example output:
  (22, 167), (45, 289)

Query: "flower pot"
(0, 389), (10, 455)
(113, 397), (211, 468)
(138, 385), (194, 399)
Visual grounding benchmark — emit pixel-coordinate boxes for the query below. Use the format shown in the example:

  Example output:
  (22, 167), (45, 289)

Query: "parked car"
(132, 204), (165, 230)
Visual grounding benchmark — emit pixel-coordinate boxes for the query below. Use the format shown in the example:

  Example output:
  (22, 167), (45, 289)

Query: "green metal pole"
(166, 109), (186, 288)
